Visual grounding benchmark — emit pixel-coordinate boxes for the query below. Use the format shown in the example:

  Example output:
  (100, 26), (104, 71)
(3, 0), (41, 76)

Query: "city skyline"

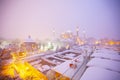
(0, 0), (120, 40)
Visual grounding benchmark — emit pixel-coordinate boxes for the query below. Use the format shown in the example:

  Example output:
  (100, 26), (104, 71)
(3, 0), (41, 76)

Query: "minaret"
(76, 26), (79, 37)
(52, 28), (55, 40)
(82, 29), (86, 40)
(28, 35), (31, 39)
(76, 26), (80, 45)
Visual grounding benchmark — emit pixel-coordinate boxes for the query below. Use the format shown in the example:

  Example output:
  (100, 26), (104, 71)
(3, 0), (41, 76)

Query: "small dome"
(24, 36), (35, 42)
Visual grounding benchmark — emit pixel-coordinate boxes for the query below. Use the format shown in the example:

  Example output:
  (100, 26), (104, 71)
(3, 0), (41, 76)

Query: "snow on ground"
(80, 67), (120, 80)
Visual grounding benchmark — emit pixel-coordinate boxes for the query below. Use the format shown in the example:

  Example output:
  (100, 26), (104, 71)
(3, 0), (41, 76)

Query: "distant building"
(60, 31), (73, 39)
(21, 36), (38, 52)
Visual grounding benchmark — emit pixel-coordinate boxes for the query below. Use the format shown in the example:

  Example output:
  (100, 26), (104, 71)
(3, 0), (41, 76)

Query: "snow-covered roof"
(64, 49), (82, 54)
(95, 48), (118, 55)
(91, 52), (120, 61)
(54, 49), (81, 56)
(52, 61), (72, 77)
(52, 60), (83, 78)
(80, 67), (120, 80)
(87, 58), (120, 73)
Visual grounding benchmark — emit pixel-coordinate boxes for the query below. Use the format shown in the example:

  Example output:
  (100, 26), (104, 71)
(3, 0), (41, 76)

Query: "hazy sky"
(0, 0), (120, 40)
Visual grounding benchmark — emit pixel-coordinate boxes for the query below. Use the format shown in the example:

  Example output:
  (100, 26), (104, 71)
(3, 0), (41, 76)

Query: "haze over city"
(0, 1), (120, 80)
(0, 0), (120, 40)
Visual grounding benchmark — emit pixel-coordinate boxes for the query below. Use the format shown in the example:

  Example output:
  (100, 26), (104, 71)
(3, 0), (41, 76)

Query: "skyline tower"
(76, 26), (79, 37)
(52, 28), (55, 40)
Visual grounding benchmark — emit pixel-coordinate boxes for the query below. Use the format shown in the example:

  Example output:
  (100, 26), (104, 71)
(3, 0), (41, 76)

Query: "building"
(21, 36), (38, 52)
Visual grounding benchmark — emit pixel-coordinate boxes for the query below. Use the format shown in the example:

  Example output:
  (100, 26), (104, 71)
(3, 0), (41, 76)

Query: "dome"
(24, 36), (35, 42)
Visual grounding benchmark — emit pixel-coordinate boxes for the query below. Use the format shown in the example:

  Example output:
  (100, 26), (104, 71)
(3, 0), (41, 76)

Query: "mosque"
(21, 36), (38, 52)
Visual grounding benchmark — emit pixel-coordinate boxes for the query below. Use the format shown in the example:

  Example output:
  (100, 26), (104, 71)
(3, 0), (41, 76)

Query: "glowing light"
(108, 41), (114, 45)
(95, 41), (100, 44)
(66, 44), (70, 49)
(55, 72), (70, 80)
(1, 52), (48, 80)
(76, 37), (84, 45)
(61, 32), (73, 39)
